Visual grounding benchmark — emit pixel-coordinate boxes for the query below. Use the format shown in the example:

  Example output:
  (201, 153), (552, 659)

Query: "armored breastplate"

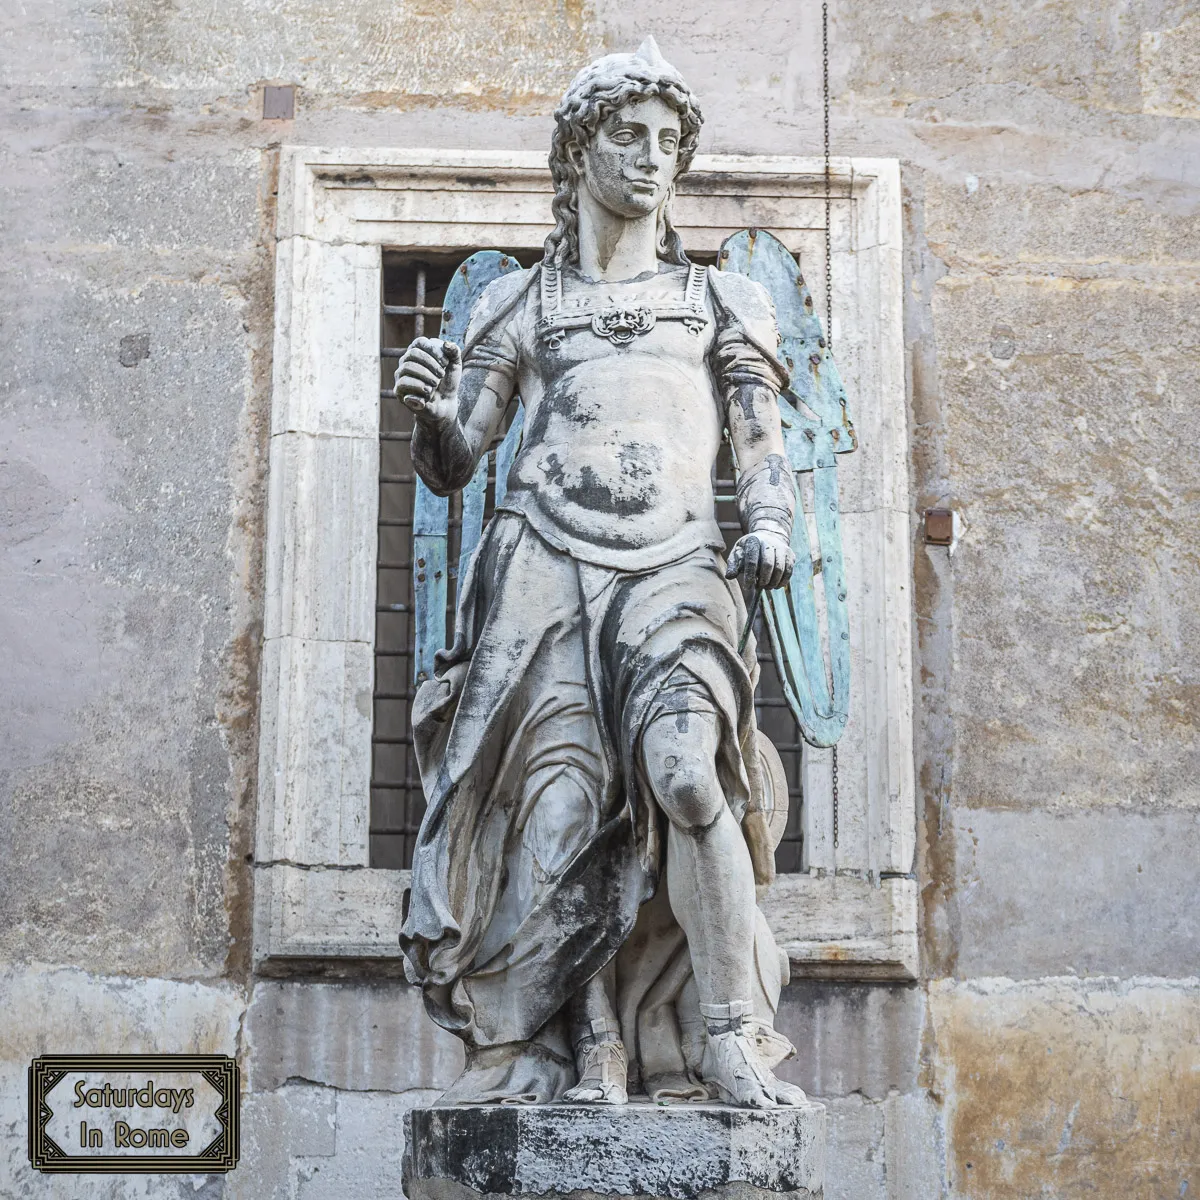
(536, 261), (709, 350)
(498, 261), (725, 571)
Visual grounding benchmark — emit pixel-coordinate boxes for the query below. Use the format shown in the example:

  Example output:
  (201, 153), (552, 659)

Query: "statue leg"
(518, 705), (627, 1105)
(562, 961), (627, 1104)
(642, 707), (805, 1109)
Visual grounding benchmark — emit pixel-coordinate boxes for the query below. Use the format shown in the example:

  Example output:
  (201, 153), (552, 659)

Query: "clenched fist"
(725, 531), (795, 590)
(394, 337), (462, 426)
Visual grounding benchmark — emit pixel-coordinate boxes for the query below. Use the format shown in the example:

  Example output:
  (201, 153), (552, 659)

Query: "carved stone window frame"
(254, 148), (916, 980)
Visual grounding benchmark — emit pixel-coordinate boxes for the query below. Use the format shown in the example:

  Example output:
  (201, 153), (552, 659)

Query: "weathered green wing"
(719, 229), (856, 747)
(412, 251), (522, 683)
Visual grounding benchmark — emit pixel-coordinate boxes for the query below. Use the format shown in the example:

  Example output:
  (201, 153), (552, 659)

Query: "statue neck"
(575, 187), (663, 281)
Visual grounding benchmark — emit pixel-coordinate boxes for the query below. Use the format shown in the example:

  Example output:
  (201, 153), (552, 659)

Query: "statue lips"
(626, 177), (659, 196)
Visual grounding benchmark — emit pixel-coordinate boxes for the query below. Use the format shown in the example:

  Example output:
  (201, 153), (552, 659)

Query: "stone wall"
(2, 1), (1197, 1196)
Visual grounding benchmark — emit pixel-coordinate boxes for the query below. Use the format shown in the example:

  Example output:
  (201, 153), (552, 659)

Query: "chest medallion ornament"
(591, 304), (656, 344)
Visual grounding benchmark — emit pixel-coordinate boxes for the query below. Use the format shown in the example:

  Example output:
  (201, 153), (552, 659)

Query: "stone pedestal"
(402, 1102), (826, 1200)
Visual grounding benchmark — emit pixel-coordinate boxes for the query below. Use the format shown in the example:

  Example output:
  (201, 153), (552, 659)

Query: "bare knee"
(641, 712), (723, 832)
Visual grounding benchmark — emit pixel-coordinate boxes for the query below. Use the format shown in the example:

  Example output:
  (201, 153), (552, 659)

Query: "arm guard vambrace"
(410, 413), (475, 497)
(736, 455), (797, 542)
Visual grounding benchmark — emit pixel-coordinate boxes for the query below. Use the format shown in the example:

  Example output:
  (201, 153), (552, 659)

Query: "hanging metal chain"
(822, 0), (832, 354)
(831, 746), (839, 850)
(822, 0), (840, 856)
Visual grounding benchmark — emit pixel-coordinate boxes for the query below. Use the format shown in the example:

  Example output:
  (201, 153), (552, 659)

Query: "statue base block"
(403, 1102), (826, 1200)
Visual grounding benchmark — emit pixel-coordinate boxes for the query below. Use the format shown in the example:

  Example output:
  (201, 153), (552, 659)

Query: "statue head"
(545, 38), (704, 268)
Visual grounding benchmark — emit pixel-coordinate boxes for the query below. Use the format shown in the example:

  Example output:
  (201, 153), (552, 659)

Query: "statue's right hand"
(394, 337), (461, 425)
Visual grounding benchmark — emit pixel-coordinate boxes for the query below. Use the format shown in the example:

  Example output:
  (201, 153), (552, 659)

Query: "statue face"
(574, 95), (682, 219)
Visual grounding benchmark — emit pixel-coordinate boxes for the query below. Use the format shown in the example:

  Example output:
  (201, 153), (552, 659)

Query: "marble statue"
(396, 38), (807, 1110)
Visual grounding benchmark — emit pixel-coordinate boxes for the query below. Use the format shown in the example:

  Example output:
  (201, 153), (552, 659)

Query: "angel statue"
(396, 38), (821, 1109)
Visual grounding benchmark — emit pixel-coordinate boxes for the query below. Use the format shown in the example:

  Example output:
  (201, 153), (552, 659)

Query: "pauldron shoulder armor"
(706, 267), (790, 390)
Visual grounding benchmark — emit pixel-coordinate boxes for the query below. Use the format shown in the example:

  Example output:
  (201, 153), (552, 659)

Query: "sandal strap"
(573, 1017), (622, 1050)
(699, 999), (754, 1036)
(576, 1038), (628, 1086)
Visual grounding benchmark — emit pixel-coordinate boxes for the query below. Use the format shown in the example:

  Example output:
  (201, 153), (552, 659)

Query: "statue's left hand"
(726, 531), (795, 590)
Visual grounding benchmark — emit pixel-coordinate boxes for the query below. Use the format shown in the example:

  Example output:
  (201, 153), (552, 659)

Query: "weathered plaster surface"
(2, 0), (1199, 1193)
(940, 274), (1200, 814)
(0, 966), (244, 1197)
(230, 1085), (441, 1200)
(821, 1092), (944, 1200)
(0, 0), (592, 102)
(0, 236), (264, 976)
(0, 964), (243, 1059)
(244, 979), (464, 1093)
(948, 809), (1200, 979)
(931, 977), (1200, 1199)
(774, 984), (925, 1101)
(1140, 14), (1200, 118)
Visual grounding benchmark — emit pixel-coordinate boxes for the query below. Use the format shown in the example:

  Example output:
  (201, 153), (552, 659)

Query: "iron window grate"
(372, 252), (807, 872)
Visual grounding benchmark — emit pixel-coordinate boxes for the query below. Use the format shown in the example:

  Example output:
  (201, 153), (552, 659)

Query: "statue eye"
(610, 129), (636, 145)
(660, 134), (679, 152)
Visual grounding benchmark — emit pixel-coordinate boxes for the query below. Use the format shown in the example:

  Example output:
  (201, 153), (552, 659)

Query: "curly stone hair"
(544, 42), (703, 269)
